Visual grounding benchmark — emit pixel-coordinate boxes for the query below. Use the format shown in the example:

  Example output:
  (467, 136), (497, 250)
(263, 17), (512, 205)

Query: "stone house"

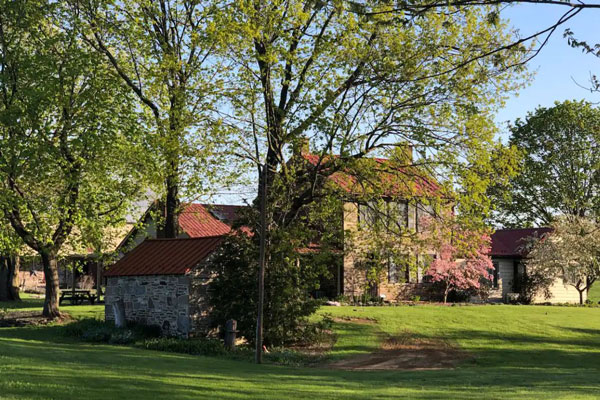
(489, 228), (585, 304)
(297, 145), (443, 302)
(104, 236), (223, 337)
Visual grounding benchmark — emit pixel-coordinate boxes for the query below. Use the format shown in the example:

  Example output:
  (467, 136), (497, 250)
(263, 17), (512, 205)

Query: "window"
(388, 254), (412, 284)
(388, 257), (398, 283)
(358, 201), (379, 228)
(387, 200), (409, 229)
(415, 203), (435, 232)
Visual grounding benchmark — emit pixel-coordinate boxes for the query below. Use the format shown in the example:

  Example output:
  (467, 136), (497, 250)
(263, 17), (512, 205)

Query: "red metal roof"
(204, 204), (244, 224)
(301, 153), (440, 197)
(105, 237), (223, 277)
(179, 203), (245, 238)
(490, 228), (552, 257)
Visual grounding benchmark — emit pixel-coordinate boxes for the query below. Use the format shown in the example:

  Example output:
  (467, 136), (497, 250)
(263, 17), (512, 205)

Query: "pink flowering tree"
(423, 220), (494, 303)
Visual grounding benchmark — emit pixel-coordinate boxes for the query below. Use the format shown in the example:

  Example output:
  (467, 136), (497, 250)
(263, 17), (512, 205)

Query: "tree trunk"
(157, 170), (180, 239)
(164, 172), (179, 238)
(444, 284), (450, 304)
(578, 289), (584, 305)
(0, 255), (20, 301)
(41, 251), (61, 319)
(8, 255), (20, 300)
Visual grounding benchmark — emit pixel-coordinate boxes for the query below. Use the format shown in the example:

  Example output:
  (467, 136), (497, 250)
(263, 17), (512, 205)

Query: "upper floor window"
(358, 200), (408, 230)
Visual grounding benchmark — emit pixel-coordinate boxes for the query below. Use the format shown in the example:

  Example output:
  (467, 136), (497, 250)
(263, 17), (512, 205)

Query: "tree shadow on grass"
(2, 318), (600, 399)
(0, 296), (44, 310)
(1, 333), (599, 400)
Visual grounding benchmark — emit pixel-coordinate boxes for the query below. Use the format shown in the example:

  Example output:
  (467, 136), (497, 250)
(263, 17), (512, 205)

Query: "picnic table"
(59, 289), (96, 305)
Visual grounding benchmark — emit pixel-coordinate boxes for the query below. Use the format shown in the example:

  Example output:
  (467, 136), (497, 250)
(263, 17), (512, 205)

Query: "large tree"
(0, 1), (150, 318)
(207, 1), (529, 347)
(491, 100), (600, 227)
(217, 1), (528, 225)
(69, 0), (237, 238)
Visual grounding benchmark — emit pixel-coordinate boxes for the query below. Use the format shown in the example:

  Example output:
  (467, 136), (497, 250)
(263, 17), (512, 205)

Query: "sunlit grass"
(0, 300), (599, 399)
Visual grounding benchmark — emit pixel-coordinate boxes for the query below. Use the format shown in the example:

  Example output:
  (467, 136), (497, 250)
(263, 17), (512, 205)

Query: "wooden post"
(256, 164), (268, 364)
(71, 259), (76, 297)
(96, 260), (103, 302)
(225, 319), (237, 350)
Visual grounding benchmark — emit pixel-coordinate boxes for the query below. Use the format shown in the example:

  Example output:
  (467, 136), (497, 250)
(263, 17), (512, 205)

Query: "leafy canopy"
(491, 100), (600, 227)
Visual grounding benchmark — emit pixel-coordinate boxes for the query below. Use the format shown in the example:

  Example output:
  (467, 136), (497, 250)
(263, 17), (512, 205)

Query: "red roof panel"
(301, 153), (440, 197)
(105, 237), (223, 277)
(490, 228), (552, 257)
(179, 203), (236, 238)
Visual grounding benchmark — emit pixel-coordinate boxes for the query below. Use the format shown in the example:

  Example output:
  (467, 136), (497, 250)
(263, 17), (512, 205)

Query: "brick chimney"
(293, 137), (310, 156)
(404, 144), (413, 164)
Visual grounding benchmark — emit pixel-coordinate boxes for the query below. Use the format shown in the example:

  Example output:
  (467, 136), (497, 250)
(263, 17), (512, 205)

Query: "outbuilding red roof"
(490, 228), (552, 257)
(105, 236), (223, 277)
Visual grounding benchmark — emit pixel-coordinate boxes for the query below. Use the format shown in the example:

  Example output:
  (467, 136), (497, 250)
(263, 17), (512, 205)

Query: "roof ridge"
(145, 235), (225, 241)
(495, 227), (551, 231)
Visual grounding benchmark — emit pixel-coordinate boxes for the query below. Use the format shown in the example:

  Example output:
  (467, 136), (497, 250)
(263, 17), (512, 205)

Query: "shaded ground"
(329, 332), (469, 370)
(0, 310), (59, 327)
(1, 300), (600, 399)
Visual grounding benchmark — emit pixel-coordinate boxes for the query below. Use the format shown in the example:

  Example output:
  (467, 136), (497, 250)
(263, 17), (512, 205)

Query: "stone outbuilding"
(104, 236), (223, 337)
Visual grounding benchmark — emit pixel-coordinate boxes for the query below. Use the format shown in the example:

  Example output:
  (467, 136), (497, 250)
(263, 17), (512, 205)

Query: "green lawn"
(589, 285), (600, 303)
(1, 298), (599, 399)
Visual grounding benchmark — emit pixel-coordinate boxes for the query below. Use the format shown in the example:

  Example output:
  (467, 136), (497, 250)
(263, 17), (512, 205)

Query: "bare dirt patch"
(331, 316), (378, 324)
(0, 311), (70, 327)
(289, 330), (337, 356)
(328, 332), (469, 371)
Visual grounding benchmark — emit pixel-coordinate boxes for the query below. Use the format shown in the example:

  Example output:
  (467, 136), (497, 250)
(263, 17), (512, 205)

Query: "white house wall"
(534, 278), (586, 304)
(488, 259), (515, 302)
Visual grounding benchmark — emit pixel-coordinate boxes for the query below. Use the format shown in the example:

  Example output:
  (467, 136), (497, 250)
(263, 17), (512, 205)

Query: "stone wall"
(105, 275), (191, 337)
(188, 265), (216, 336)
(342, 201), (431, 301)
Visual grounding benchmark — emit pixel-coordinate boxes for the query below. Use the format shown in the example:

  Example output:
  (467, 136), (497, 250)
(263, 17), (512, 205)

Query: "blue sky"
(496, 3), (600, 136)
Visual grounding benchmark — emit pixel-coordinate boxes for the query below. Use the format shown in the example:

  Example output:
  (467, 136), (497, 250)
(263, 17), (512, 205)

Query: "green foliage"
(491, 100), (600, 227)
(142, 337), (227, 356)
(0, 1), (153, 252)
(62, 318), (161, 345)
(208, 232), (331, 347)
(525, 217), (600, 304)
(216, 1), (530, 236)
(71, 0), (243, 236)
(517, 270), (554, 305)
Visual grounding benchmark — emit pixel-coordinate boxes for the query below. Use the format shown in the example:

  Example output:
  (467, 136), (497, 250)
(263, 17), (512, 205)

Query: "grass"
(1, 298), (599, 399)
(0, 293), (104, 320)
(588, 285), (600, 303)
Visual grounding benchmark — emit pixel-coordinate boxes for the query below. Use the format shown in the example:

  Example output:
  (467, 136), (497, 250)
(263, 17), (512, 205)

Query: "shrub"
(142, 337), (227, 356)
(208, 233), (327, 346)
(63, 318), (161, 344)
(518, 270), (553, 304)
